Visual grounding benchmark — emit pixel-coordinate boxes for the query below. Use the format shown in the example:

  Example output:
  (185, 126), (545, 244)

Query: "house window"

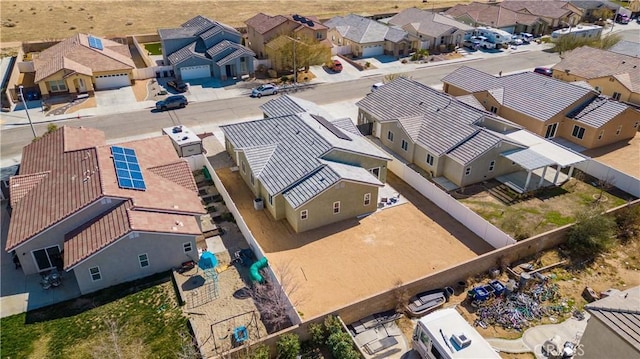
(387, 131), (394, 142)
(426, 154), (434, 166)
(634, 122), (639, 129)
(612, 92), (621, 100)
(333, 201), (341, 214)
(48, 80), (67, 92)
(571, 125), (586, 139)
(300, 209), (308, 220)
(138, 253), (149, 268)
(364, 193), (371, 206)
(32, 245), (61, 272)
(616, 125), (622, 135)
(490, 106), (498, 114)
(465, 167), (471, 176)
(241, 161), (246, 174)
(369, 167), (380, 179)
(401, 140), (408, 151)
(489, 160), (495, 172)
(545, 123), (558, 138)
(316, 32), (322, 40)
(250, 173), (255, 185)
(183, 242), (193, 253)
(89, 266), (102, 281)
(598, 130), (604, 140)
(594, 86), (601, 93)
(268, 195), (273, 205)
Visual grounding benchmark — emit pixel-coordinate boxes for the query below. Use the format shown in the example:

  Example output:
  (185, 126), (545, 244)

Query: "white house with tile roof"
(6, 126), (205, 295)
(221, 107), (390, 233)
(356, 77), (585, 192)
(159, 15), (255, 81)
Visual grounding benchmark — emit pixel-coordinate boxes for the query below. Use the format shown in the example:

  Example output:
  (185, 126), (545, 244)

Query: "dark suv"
(156, 95), (188, 111)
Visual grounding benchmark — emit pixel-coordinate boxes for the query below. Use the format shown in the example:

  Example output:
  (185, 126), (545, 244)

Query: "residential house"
(567, 0), (620, 22)
(6, 126), (205, 295)
(581, 286), (640, 359)
(500, 1), (581, 28)
(159, 15), (255, 81)
(356, 77), (585, 192)
(386, 8), (474, 51)
(445, 2), (547, 35)
(220, 104), (390, 233)
(608, 40), (640, 58)
(324, 14), (410, 58)
(552, 46), (640, 106)
(27, 33), (135, 98)
(442, 66), (640, 150)
(245, 13), (330, 68)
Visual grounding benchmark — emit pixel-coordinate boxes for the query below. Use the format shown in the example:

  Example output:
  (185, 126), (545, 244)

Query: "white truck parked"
(474, 27), (512, 48)
(412, 308), (501, 359)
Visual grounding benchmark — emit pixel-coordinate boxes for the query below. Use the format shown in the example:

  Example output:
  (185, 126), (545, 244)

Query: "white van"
(371, 82), (384, 92)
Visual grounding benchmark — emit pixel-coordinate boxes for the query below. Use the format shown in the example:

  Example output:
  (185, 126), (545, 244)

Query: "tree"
(592, 8), (614, 22)
(567, 208), (616, 256)
(272, 33), (330, 72)
(91, 319), (144, 359)
(276, 333), (300, 359)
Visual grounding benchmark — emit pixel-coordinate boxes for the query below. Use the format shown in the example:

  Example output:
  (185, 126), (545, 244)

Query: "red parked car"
(331, 60), (343, 72)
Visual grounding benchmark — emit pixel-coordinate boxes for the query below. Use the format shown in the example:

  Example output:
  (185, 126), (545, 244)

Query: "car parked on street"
(330, 59), (343, 73)
(510, 36), (523, 46)
(462, 37), (481, 51)
(371, 82), (384, 92)
(475, 36), (496, 50)
(518, 32), (534, 43)
(533, 67), (553, 77)
(251, 83), (278, 98)
(167, 80), (188, 93)
(155, 95), (188, 111)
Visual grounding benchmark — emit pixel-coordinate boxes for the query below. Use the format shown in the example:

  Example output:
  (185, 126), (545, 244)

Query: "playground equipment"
(211, 311), (261, 353)
(186, 251), (219, 309)
(232, 326), (249, 347)
(249, 257), (269, 283)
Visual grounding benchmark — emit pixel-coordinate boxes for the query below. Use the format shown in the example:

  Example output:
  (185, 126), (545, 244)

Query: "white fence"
(331, 45), (351, 56)
(186, 154), (303, 325)
(575, 159), (640, 198)
(387, 157), (516, 249)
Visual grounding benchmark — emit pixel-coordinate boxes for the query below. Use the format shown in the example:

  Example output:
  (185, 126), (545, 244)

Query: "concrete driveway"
(95, 86), (137, 108)
(310, 56), (363, 83)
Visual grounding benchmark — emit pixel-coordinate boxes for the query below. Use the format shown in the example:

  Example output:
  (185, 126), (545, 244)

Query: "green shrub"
(251, 344), (270, 359)
(323, 316), (360, 359)
(567, 209), (616, 256)
(308, 322), (325, 347)
(276, 333), (300, 359)
(615, 205), (640, 242)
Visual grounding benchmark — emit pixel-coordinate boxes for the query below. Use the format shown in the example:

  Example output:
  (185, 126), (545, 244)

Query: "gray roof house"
(387, 8), (474, 50)
(580, 286), (640, 359)
(323, 14), (410, 58)
(159, 15), (255, 81)
(441, 66), (640, 150)
(220, 103), (391, 233)
(356, 77), (585, 192)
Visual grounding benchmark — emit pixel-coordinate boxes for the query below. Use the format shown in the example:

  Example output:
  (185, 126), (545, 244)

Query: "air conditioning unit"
(451, 333), (472, 349)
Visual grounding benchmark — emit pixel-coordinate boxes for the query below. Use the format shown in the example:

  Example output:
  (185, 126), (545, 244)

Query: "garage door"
(361, 45), (384, 58)
(95, 73), (130, 90)
(180, 65), (210, 80)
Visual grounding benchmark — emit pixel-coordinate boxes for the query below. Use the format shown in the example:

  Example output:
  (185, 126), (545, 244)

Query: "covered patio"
(498, 131), (586, 194)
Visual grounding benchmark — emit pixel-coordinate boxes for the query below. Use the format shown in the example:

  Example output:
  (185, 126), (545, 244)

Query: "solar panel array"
(88, 36), (104, 50)
(111, 146), (146, 191)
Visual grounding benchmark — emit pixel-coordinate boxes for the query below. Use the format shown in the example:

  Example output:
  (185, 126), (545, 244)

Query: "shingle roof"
(389, 8), (473, 37)
(569, 0), (619, 10)
(260, 95), (334, 119)
(208, 41), (255, 66)
(168, 42), (208, 65)
(608, 40), (640, 58)
(447, 130), (503, 165)
(34, 33), (134, 83)
(7, 127), (204, 253)
(567, 97), (628, 128)
(9, 172), (50, 208)
(500, 1), (573, 18)
(221, 112), (388, 202)
(245, 13), (289, 34)
(282, 166), (339, 208)
(585, 286), (640, 351)
(147, 160), (198, 193)
(442, 66), (596, 121)
(324, 14), (408, 44)
(552, 46), (640, 92)
(456, 94), (486, 110)
(330, 118), (362, 136)
(445, 2), (541, 27)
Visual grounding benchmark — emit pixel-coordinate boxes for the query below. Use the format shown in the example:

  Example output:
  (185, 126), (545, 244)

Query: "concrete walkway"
(488, 313), (590, 358)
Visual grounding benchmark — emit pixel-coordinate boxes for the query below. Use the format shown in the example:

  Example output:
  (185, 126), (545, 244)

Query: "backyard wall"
(131, 35), (155, 67)
(575, 159), (640, 198)
(388, 153), (516, 249)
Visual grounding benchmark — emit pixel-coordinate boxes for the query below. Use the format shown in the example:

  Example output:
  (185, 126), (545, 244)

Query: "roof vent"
(306, 20), (314, 27)
(172, 126), (183, 133)
(451, 333), (472, 349)
(293, 14), (300, 21)
(298, 16), (307, 23)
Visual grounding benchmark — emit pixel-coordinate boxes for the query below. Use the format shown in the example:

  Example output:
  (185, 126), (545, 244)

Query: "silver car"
(251, 84), (278, 98)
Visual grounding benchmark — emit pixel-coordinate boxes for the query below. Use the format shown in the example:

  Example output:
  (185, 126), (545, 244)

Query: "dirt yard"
(0, 1), (472, 42)
(216, 168), (494, 319)
(583, 132), (640, 179)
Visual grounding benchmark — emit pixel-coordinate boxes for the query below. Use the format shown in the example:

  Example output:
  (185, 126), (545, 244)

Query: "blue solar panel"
(88, 36), (103, 50)
(111, 146), (146, 191)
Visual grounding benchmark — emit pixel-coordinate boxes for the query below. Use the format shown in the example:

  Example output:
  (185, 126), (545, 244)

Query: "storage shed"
(162, 125), (203, 157)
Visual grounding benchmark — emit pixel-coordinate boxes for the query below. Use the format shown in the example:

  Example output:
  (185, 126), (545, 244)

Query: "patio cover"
(502, 130), (586, 169)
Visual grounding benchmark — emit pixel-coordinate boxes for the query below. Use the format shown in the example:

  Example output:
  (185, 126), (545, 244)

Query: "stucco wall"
(14, 198), (121, 275)
(285, 180), (380, 233)
(580, 314), (639, 359)
(379, 121), (414, 163)
(413, 145), (444, 177)
(73, 231), (197, 295)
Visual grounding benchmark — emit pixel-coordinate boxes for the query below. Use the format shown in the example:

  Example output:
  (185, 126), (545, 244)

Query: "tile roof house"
(6, 126), (205, 295)
(500, 1), (581, 28)
(552, 46), (640, 106)
(442, 66), (640, 150)
(608, 40), (640, 58)
(356, 77), (585, 192)
(387, 8), (474, 51)
(221, 101), (390, 233)
(324, 14), (410, 58)
(29, 33), (135, 98)
(444, 2), (548, 35)
(581, 286), (640, 359)
(159, 15), (255, 81)
(245, 13), (331, 70)
(566, 0), (620, 21)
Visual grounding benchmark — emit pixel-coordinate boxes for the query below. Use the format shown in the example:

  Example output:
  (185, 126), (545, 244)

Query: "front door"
(225, 65), (234, 77)
(76, 78), (87, 92)
(32, 245), (61, 272)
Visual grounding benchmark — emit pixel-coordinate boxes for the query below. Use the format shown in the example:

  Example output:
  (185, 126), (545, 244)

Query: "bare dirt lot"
(0, 0), (471, 42)
(583, 132), (640, 179)
(216, 168), (494, 319)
